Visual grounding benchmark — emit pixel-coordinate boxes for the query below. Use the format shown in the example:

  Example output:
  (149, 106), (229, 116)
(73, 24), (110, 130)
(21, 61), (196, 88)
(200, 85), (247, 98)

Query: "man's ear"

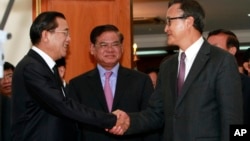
(228, 46), (237, 55)
(186, 16), (194, 28)
(42, 30), (50, 42)
(90, 43), (95, 55)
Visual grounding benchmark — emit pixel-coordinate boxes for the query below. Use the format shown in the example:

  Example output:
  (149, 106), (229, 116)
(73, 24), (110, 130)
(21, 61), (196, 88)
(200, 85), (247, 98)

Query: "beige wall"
(0, 0), (32, 66)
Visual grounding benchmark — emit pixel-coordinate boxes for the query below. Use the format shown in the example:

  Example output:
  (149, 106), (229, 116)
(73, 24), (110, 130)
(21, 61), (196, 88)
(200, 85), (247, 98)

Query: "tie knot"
(181, 52), (186, 60)
(105, 71), (112, 79)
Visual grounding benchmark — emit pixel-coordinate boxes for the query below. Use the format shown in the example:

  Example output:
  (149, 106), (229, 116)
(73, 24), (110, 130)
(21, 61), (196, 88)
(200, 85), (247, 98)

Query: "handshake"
(106, 110), (130, 135)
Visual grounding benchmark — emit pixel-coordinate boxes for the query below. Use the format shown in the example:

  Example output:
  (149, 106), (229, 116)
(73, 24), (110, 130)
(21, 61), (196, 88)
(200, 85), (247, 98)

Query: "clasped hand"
(106, 109), (130, 135)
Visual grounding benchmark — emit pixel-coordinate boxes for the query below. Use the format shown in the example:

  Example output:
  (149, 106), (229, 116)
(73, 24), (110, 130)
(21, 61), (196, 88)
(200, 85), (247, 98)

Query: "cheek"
(117, 48), (123, 54)
(93, 50), (103, 58)
(174, 24), (185, 33)
(117, 51), (123, 58)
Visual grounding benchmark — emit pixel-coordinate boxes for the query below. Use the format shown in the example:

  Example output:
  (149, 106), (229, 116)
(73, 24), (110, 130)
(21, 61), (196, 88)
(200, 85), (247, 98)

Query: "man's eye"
(112, 43), (119, 47)
(100, 44), (108, 48)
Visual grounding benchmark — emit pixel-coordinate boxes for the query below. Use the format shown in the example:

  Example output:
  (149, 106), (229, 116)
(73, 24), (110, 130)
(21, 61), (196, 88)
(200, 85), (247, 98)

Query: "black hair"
(144, 67), (159, 74)
(243, 48), (250, 62)
(55, 57), (66, 67)
(90, 24), (124, 44)
(168, 0), (205, 33)
(30, 11), (65, 45)
(207, 29), (239, 52)
(4, 62), (15, 71)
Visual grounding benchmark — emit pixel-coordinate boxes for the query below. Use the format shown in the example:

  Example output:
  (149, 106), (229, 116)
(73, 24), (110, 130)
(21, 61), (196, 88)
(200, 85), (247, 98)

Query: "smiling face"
(48, 17), (71, 60)
(39, 17), (71, 61)
(90, 31), (123, 70)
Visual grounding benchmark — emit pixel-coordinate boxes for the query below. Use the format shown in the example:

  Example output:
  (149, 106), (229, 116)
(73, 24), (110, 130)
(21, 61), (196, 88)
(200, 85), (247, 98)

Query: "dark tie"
(104, 72), (113, 112)
(53, 65), (66, 97)
(177, 52), (186, 96)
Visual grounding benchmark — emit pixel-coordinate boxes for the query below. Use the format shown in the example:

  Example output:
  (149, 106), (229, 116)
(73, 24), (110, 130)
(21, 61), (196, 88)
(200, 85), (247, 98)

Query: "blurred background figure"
(242, 48), (250, 76)
(144, 67), (159, 89)
(207, 29), (250, 124)
(0, 62), (15, 141)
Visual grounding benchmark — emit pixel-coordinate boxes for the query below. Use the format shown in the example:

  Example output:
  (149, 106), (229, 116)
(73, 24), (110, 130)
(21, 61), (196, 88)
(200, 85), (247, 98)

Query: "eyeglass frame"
(165, 15), (188, 26)
(49, 30), (70, 37)
(94, 41), (122, 49)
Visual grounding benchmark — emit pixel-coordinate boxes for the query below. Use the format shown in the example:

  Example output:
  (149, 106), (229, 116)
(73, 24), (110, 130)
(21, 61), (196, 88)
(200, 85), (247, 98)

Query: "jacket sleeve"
(23, 62), (117, 129)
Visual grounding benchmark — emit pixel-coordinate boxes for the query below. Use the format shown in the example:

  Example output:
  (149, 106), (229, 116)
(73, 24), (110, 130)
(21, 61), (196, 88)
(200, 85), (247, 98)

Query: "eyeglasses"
(165, 16), (187, 26)
(55, 30), (70, 37)
(50, 30), (70, 37)
(95, 41), (121, 49)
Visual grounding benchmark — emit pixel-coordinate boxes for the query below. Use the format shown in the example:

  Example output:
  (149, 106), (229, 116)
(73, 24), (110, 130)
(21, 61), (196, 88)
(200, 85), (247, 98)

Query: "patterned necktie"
(104, 72), (113, 112)
(177, 52), (186, 96)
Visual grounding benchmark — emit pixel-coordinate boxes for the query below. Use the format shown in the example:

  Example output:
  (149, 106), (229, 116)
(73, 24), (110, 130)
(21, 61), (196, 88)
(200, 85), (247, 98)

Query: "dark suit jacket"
(11, 50), (116, 141)
(0, 95), (11, 141)
(240, 73), (250, 124)
(69, 66), (161, 141)
(127, 40), (243, 141)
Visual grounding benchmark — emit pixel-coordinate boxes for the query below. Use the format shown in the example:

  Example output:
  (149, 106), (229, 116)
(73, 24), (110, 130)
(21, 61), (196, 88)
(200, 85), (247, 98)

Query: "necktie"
(104, 72), (113, 112)
(53, 65), (66, 97)
(177, 52), (186, 96)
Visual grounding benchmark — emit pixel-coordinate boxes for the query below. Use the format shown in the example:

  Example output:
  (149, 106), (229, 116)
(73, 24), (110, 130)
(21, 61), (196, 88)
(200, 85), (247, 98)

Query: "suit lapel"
(112, 66), (129, 109)
(168, 55), (179, 103)
(28, 50), (67, 98)
(87, 69), (110, 112)
(28, 50), (52, 73)
(28, 50), (56, 81)
(175, 41), (210, 108)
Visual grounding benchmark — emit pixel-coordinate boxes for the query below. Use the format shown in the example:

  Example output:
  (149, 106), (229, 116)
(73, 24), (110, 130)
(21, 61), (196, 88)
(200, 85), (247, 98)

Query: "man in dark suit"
(207, 29), (250, 124)
(109, 0), (243, 141)
(69, 24), (160, 141)
(11, 11), (119, 141)
(0, 62), (15, 141)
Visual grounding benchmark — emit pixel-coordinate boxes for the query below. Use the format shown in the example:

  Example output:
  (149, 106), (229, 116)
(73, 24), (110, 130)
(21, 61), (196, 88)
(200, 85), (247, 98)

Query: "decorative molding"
(35, 0), (41, 16)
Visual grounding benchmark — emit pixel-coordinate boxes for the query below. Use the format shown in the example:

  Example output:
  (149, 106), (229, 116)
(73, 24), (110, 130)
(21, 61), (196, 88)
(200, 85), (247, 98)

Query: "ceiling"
(133, 0), (250, 49)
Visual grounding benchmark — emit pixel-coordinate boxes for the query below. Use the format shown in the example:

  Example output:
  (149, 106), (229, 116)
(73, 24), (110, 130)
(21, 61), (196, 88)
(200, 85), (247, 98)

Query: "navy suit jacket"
(127, 40), (243, 141)
(11, 50), (116, 141)
(69, 66), (161, 141)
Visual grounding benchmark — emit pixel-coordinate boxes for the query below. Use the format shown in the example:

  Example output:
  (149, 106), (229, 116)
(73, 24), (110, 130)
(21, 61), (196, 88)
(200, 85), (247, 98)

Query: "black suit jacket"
(11, 50), (116, 141)
(69, 66), (161, 141)
(0, 95), (11, 141)
(240, 73), (250, 124)
(127, 41), (243, 141)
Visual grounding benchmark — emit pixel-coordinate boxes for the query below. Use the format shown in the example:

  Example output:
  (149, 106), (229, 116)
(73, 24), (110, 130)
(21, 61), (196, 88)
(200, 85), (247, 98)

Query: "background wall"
(0, 0), (32, 66)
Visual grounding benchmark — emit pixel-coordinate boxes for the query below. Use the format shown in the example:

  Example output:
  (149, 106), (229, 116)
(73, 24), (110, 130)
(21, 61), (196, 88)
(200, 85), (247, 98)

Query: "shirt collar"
(179, 36), (204, 61)
(97, 63), (119, 78)
(31, 46), (56, 70)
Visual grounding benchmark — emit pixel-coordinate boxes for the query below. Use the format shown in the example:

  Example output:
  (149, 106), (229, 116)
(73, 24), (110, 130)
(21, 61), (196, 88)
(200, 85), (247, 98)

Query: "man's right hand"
(107, 109), (130, 135)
